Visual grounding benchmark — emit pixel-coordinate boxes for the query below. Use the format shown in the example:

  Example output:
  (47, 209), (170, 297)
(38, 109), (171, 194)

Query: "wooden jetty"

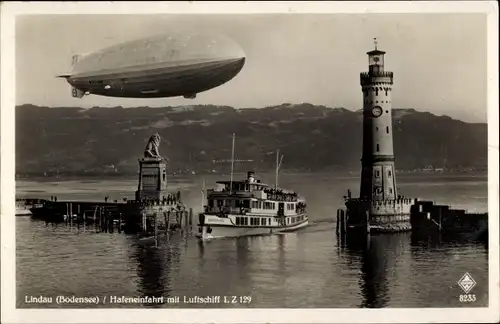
(30, 199), (194, 235)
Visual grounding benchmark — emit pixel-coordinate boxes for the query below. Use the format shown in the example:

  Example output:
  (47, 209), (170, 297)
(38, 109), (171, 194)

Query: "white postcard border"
(1, 1), (498, 323)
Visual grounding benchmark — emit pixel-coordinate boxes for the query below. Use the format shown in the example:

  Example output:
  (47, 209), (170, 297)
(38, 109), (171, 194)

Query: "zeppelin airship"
(57, 33), (246, 99)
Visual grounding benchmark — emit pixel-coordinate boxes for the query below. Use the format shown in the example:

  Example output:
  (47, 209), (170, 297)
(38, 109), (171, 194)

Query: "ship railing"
(208, 189), (299, 202)
(204, 206), (250, 216)
(345, 197), (414, 205)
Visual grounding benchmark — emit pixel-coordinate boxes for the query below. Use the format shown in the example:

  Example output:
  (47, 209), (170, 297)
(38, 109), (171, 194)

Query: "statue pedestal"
(135, 157), (168, 201)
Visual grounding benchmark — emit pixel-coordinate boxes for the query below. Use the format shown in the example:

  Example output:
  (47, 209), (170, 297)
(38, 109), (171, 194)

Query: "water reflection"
(127, 236), (180, 307)
(343, 234), (410, 308)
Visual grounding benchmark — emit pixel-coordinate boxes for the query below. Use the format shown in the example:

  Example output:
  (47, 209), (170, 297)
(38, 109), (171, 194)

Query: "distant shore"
(15, 169), (488, 183)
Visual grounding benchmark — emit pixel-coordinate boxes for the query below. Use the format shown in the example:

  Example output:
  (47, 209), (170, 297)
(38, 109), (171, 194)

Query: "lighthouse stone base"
(344, 197), (416, 233)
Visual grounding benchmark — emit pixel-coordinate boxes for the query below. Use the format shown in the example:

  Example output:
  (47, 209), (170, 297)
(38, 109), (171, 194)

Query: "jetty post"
(179, 210), (183, 234)
(189, 208), (193, 232)
(141, 211), (147, 233)
(109, 210), (114, 233)
(167, 210), (171, 238)
(154, 212), (158, 247)
(184, 210), (189, 235)
(163, 210), (168, 238)
(336, 210), (340, 235)
(100, 208), (104, 232)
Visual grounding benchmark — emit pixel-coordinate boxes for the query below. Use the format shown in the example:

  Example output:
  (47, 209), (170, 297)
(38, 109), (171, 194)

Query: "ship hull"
(196, 213), (308, 240)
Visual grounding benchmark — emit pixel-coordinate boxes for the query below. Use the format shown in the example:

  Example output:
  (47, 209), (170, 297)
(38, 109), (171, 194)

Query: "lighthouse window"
(376, 144), (380, 152)
(386, 126), (389, 134)
(389, 188), (393, 194)
(385, 89), (388, 96)
(376, 170), (380, 178)
(376, 127), (379, 131)
(375, 89), (379, 96)
(388, 170), (392, 177)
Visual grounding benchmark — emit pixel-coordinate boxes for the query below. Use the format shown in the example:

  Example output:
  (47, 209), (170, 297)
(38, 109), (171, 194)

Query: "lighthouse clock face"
(372, 106), (383, 117)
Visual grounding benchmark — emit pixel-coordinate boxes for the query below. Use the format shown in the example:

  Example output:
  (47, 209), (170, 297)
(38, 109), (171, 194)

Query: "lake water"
(15, 172), (489, 308)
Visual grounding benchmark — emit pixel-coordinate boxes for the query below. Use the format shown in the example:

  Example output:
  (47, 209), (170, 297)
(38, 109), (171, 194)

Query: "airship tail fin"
(71, 86), (85, 98)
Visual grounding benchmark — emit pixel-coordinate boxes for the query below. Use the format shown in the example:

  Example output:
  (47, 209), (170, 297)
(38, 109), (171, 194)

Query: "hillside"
(15, 103), (487, 176)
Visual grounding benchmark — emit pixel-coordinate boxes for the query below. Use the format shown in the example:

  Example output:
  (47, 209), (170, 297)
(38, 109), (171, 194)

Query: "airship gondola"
(57, 33), (246, 99)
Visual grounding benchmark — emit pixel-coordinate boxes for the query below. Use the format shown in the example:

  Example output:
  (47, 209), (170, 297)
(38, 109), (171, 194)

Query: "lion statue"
(144, 133), (162, 158)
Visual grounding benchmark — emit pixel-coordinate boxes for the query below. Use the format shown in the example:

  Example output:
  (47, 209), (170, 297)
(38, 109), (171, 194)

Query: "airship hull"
(60, 33), (246, 99)
(67, 57), (245, 98)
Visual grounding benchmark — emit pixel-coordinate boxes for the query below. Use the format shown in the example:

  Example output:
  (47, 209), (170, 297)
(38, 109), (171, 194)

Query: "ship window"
(236, 217), (240, 225)
(268, 218), (271, 225)
(244, 217), (248, 225)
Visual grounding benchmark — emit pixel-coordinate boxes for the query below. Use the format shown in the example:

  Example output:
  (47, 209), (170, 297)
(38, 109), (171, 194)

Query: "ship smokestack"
(247, 171), (255, 183)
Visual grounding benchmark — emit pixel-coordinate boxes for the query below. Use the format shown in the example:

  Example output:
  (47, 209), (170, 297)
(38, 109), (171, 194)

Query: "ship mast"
(275, 149), (284, 189)
(229, 133), (235, 194)
(201, 178), (206, 211)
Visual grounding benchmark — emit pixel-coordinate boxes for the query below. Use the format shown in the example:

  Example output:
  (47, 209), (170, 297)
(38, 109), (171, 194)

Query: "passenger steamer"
(196, 136), (308, 240)
(197, 171), (308, 240)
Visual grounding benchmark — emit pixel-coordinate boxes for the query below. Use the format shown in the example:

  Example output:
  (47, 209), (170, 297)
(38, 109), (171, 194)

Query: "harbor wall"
(344, 198), (414, 233)
(410, 200), (488, 234)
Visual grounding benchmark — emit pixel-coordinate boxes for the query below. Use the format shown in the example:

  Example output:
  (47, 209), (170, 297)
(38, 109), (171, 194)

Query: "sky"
(16, 13), (487, 122)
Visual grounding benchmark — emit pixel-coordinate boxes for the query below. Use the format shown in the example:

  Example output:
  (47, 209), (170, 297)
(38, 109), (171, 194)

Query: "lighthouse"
(341, 39), (415, 233)
(359, 39), (397, 201)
